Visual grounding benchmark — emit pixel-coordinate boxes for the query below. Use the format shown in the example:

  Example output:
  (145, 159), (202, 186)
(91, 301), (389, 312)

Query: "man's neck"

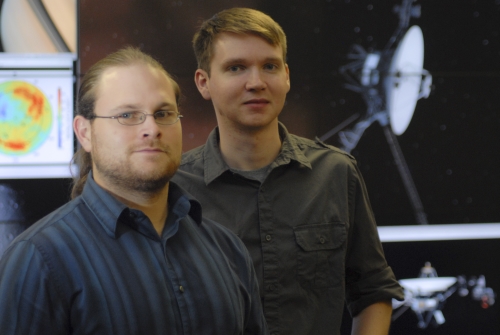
(218, 122), (282, 171)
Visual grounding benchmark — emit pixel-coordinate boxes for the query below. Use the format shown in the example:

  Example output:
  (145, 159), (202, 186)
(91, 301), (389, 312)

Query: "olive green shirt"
(173, 123), (403, 335)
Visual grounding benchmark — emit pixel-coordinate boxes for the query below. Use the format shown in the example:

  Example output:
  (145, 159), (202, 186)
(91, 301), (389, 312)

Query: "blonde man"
(173, 8), (403, 335)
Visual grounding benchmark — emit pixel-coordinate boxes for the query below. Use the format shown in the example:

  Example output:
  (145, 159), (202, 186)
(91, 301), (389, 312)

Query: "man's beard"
(98, 166), (173, 194)
(92, 148), (178, 195)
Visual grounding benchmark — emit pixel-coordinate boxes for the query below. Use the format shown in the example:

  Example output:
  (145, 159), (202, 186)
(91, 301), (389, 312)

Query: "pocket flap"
(294, 223), (346, 251)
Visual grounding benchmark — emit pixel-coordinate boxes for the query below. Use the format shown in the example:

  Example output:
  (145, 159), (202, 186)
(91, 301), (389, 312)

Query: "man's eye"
(228, 65), (243, 72)
(119, 112), (133, 119)
(119, 111), (141, 119)
(155, 111), (168, 118)
(264, 63), (278, 71)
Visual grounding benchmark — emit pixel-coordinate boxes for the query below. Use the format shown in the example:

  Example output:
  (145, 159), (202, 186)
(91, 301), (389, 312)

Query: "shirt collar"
(81, 172), (202, 239)
(169, 182), (202, 225)
(274, 122), (312, 169)
(202, 122), (312, 185)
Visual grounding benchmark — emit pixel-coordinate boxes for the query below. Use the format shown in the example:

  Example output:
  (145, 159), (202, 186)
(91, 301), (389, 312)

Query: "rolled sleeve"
(346, 266), (403, 316)
(345, 163), (404, 316)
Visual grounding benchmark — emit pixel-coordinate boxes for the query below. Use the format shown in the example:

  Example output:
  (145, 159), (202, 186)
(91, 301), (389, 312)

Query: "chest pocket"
(294, 223), (346, 288)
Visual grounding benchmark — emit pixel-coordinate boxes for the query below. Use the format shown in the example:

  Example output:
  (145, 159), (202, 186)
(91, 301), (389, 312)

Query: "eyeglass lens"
(119, 111), (180, 125)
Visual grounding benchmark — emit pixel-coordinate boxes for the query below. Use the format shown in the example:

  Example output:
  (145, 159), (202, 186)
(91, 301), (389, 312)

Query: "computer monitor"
(0, 0), (77, 179)
(0, 53), (76, 179)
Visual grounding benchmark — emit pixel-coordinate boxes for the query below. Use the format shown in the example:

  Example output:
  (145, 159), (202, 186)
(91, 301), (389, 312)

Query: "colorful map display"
(0, 68), (75, 179)
(0, 53), (75, 179)
(0, 80), (53, 155)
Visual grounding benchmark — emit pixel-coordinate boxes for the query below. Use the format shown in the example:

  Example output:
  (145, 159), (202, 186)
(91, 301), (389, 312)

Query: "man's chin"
(133, 175), (171, 194)
(95, 166), (177, 196)
(133, 166), (178, 194)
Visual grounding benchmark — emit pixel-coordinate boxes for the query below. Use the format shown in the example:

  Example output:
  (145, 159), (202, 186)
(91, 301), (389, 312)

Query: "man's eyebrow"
(220, 58), (246, 67)
(262, 57), (283, 63)
(111, 102), (176, 112)
(111, 104), (140, 111)
(221, 57), (283, 67)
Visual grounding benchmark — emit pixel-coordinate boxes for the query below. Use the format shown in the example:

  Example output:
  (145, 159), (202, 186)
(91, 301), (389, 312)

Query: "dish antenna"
(319, 0), (432, 225)
(392, 262), (495, 329)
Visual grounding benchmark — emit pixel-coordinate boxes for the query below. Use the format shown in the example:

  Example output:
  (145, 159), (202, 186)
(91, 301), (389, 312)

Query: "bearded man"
(0, 47), (267, 335)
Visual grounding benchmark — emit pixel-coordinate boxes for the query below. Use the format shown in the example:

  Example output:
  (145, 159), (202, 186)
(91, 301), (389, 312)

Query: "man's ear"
(194, 69), (212, 100)
(73, 115), (92, 152)
(285, 63), (291, 92)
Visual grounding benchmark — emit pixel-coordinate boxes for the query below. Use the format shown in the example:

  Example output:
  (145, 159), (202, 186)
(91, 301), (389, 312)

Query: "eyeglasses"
(90, 111), (183, 126)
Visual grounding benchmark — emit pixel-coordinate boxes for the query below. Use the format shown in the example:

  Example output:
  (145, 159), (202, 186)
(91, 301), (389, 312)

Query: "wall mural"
(75, 0), (500, 227)
(0, 0), (499, 333)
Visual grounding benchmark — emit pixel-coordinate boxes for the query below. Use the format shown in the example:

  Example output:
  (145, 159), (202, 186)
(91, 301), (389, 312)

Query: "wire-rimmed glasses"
(90, 111), (183, 126)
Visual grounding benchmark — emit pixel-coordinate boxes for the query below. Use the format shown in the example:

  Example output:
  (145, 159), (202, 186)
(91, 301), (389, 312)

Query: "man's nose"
(141, 114), (162, 138)
(245, 69), (266, 91)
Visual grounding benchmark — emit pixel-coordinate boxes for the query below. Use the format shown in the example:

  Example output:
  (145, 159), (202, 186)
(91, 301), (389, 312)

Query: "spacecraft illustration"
(392, 262), (496, 329)
(319, 0), (432, 225)
(318, 1), (498, 328)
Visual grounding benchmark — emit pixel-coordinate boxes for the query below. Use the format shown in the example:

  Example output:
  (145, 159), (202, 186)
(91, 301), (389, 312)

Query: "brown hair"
(70, 46), (181, 199)
(193, 7), (287, 74)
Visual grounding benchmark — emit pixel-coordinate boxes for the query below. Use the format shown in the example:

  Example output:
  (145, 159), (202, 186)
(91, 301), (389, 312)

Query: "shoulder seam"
(180, 145), (205, 165)
(313, 136), (355, 160)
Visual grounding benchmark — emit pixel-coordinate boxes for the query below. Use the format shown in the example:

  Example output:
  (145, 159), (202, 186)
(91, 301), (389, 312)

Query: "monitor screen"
(0, 53), (76, 179)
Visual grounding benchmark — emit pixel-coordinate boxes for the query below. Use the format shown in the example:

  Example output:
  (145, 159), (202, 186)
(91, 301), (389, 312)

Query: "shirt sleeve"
(344, 162), (404, 316)
(0, 240), (68, 335)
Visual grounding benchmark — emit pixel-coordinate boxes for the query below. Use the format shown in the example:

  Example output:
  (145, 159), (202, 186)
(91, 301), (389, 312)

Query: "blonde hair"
(193, 7), (287, 74)
(70, 47), (181, 199)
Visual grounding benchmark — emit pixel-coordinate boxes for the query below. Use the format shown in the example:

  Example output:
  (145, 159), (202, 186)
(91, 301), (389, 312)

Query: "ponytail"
(70, 148), (93, 199)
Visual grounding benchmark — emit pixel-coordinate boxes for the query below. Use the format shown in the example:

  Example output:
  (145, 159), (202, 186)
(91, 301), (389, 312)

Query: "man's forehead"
(99, 63), (152, 82)
(96, 64), (171, 91)
(211, 33), (284, 61)
(94, 65), (132, 96)
(93, 64), (176, 107)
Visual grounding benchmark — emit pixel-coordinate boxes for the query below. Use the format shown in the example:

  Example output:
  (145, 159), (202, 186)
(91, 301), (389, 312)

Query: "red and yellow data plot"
(0, 81), (52, 155)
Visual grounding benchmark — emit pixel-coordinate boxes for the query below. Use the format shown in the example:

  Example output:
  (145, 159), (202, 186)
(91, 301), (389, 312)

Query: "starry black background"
(78, 1), (500, 333)
(76, 0), (500, 227)
(3, 0), (499, 226)
(1, 0), (500, 333)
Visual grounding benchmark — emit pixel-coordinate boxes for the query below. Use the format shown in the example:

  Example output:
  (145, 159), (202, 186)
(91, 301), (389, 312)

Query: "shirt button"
(319, 236), (326, 244)
(179, 286), (185, 293)
(265, 234), (272, 241)
(267, 284), (276, 291)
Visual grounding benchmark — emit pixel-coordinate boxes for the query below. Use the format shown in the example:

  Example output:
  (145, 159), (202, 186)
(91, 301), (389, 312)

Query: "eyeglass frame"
(89, 110), (183, 126)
